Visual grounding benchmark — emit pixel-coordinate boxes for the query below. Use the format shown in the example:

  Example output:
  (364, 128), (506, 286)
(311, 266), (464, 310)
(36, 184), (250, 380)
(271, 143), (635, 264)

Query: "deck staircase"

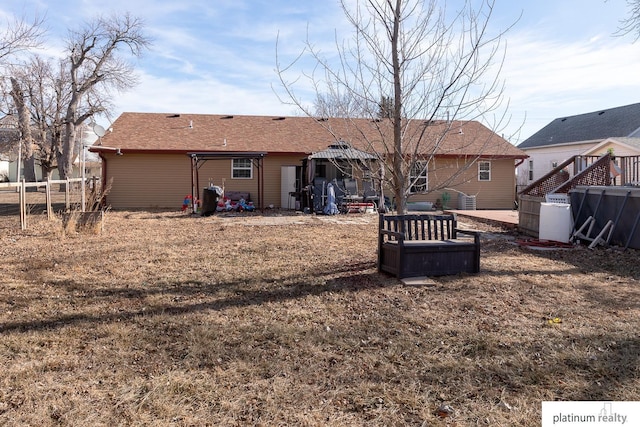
(517, 154), (613, 237)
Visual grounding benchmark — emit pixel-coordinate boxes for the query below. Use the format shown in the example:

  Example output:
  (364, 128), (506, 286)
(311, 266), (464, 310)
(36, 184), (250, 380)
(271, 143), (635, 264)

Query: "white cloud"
(499, 29), (640, 142)
(4, 0), (640, 146)
(110, 71), (292, 121)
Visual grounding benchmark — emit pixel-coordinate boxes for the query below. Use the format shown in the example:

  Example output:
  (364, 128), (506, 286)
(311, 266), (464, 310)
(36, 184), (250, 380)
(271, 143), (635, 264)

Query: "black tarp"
(570, 186), (640, 249)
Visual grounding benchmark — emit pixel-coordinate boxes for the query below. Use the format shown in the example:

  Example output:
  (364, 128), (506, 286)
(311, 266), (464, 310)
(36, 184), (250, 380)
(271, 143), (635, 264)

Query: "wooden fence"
(0, 177), (100, 230)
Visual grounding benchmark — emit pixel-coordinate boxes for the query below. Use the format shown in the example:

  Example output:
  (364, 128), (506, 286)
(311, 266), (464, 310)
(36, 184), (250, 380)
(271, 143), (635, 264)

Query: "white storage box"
(539, 202), (573, 243)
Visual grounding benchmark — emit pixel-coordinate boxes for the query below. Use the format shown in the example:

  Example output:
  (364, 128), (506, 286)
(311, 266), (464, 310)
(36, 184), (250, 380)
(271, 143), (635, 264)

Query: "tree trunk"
(59, 120), (76, 181)
(24, 156), (38, 184)
(41, 165), (54, 181)
(390, 0), (406, 215)
(10, 77), (37, 185)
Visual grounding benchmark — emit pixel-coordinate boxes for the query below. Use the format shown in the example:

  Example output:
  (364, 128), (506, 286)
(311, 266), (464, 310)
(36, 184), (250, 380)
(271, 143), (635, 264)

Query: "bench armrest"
(380, 229), (405, 240)
(455, 228), (480, 243)
(455, 228), (479, 236)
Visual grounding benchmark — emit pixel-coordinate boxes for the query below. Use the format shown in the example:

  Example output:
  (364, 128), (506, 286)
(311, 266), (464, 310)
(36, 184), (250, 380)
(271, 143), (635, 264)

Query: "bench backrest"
(379, 213), (457, 241)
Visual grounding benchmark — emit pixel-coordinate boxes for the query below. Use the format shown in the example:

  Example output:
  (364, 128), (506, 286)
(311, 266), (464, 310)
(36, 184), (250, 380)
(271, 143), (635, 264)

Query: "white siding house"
(516, 103), (640, 192)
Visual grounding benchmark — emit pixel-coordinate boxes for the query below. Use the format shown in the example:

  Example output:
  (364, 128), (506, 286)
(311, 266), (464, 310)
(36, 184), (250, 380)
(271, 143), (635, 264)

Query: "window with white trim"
(478, 161), (491, 181)
(528, 160), (534, 181)
(232, 158), (253, 179)
(409, 161), (428, 193)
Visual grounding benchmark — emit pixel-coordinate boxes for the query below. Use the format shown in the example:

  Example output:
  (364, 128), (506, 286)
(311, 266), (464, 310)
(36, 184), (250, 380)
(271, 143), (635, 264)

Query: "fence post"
(81, 175), (86, 213)
(65, 178), (70, 210)
(45, 181), (52, 220)
(19, 180), (26, 230)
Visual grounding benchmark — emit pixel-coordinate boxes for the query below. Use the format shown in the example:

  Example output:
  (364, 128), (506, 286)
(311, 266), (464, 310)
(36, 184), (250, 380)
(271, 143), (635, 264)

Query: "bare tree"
(6, 56), (71, 180)
(616, 0), (640, 40)
(0, 14), (44, 63)
(313, 92), (373, 118)
(8, 76), (37, 183)
(59, 12), (150, 180)
(277, 0), (514, 214)
(0, 13), (44, 182)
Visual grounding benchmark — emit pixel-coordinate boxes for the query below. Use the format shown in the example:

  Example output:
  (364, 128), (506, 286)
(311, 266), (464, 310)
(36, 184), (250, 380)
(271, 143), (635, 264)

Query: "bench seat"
(378, 213), (480, 278)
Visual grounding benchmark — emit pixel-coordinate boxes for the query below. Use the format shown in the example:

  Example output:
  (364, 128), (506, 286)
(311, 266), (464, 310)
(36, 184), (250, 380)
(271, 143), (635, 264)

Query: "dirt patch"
(0, 210), (638, 426)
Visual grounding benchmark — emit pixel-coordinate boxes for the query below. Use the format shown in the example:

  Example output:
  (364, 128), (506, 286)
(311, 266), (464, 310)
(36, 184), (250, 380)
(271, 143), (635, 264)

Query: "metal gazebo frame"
(187, 151), (267, 213)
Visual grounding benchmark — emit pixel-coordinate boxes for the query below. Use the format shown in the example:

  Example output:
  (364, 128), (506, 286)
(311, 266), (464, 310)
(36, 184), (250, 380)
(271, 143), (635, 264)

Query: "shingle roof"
(94, 112), (527, 159)
(518, 102), (640, 149)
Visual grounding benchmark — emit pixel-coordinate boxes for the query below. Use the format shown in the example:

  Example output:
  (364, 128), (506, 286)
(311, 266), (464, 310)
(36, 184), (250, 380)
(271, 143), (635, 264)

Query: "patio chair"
(343, 179), (363, 202)
(362, 180), (380, 207)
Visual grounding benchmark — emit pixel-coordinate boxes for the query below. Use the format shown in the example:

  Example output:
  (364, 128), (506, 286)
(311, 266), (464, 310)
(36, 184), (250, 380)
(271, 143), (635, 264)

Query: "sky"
(1, 0), (639, 145)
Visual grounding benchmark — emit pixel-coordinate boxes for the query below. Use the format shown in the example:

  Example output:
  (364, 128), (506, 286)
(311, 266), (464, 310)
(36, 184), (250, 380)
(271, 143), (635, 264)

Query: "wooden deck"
(445, 209), (519, 229)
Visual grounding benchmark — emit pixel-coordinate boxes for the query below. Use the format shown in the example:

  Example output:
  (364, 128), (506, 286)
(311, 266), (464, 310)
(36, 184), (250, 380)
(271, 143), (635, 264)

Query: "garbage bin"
(201, 186), (222, 216)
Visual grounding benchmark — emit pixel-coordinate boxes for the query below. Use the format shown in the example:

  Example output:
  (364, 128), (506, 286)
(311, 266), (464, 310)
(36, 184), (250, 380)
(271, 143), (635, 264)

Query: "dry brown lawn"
(0, 209), (638, 426)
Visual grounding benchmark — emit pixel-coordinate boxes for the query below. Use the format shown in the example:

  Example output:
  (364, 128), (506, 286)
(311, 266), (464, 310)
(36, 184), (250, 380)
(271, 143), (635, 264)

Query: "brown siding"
(104, 152), (304, 210)
(393, 158), (516, 210)
(104, 153), (192, 209)
(104, 152), (515, 210)
(263, 155), (305, 208)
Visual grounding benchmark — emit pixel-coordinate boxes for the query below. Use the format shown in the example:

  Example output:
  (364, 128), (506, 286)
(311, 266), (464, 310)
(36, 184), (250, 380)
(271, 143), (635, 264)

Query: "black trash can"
(201, 187), (222, 216)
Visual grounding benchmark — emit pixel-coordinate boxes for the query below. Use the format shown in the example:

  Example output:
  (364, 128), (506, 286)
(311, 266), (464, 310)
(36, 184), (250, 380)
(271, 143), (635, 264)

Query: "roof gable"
(94, 112), (526, 159)
(518, 102), (640, 149)
(581, 137), (640, 156)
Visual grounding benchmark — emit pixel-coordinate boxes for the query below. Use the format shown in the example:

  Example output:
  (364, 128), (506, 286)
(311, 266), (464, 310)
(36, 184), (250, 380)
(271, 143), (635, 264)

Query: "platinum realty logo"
(542, 401), (638, 426)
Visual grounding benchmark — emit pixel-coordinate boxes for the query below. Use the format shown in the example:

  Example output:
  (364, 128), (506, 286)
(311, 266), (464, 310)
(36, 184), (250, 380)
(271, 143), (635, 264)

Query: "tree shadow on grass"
(0, 260), (390, 334)
(490, 243), (640, 279)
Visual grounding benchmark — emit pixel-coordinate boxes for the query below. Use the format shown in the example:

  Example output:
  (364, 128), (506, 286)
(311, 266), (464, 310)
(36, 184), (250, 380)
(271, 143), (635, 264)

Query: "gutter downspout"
(99, 153), (108, 207)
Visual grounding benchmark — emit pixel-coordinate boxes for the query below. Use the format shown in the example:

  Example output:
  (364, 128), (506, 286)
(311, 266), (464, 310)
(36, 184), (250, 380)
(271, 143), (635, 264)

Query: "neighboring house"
(0, 115), (19, 182)
(91, 112), (527, 211)
(0, 146), (12, 182)
(0, 152), (11, 182)
(0, 115), (102, 182)
(516, 102), (640, 191)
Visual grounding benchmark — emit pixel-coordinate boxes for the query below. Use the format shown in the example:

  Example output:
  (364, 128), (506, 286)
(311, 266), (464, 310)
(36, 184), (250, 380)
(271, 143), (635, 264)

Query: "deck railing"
(519, 154), (610, 197)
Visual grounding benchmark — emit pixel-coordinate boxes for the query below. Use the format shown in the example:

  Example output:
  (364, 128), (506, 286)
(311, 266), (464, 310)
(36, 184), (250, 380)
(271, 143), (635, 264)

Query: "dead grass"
(0, 210), (638, 426)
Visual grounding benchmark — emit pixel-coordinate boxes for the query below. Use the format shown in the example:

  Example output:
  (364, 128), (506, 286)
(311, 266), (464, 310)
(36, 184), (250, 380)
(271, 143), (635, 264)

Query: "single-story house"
(0, 115), (102, 182)
(90, 112), (527, 211)
(516, 102), (640, 192)
(0, 115), (19, 182)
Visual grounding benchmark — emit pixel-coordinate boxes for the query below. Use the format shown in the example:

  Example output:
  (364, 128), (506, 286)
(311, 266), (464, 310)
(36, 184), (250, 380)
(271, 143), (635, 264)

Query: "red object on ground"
(516, 239), (575, 249)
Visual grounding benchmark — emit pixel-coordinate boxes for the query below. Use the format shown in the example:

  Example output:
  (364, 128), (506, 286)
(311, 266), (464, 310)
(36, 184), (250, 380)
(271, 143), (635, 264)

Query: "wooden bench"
(378, 213), (480, 278)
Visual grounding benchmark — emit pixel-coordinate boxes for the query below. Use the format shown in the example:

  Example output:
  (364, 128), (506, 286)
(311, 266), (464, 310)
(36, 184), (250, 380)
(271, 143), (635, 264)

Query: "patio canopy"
(306, 142), (379, 187)
(309, 141), (378, 160)
(187, 151), (267, 212)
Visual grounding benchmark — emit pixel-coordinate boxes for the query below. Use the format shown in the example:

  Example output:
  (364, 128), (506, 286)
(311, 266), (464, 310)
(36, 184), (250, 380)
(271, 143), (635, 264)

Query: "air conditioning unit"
(545, 193), (570, 204)
(458, 194), (476, 210)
